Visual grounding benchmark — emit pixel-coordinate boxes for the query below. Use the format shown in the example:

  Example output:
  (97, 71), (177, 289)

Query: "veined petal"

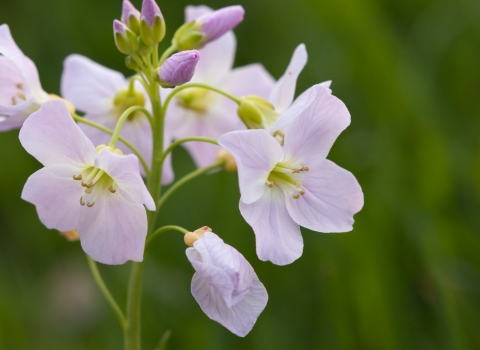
(21, 167), (81, 232)
(286, 159), (363, 233)
(282, 85), (351, 168)
(268, 83), (317, 134)
(269, 44), (308, 113)
(219, 130), (284, 204)
(79, 195), (147, 265)
(61, 54), (127, 114)
(19, 100), (97, 177)
(239, 188), (303, 265)
(219, 63), (275, 100)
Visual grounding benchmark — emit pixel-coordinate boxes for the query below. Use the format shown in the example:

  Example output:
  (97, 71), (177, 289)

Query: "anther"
(11, 97), (16, 105)
(80, 197), (85, 206)
(292, 194), (301, 199)
(109, 185), (116, 193)
(300, 188), (306, 195)
(73, 174), (82, 181)
(301, 164), (309, 172)
(86, 202), (95, 208)
(16, 83), (24, 90)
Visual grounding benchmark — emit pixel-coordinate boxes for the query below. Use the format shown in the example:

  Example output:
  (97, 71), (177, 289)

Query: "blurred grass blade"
(155, 329), (172, 350)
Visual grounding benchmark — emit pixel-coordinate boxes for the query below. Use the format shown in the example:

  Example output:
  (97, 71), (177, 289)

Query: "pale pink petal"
(21, 168), (81, 232)
(61, 54), (127, 114)
(282, 85), (351, 168)
(218, 63), (275, 100)
(285, 159), (363, 233)
(240, 188), (303, 265)
(185, 5), (212, 21)
(0, 56), (24, 106)
(219, 130), (284, 204)
(78, 195), (147, 265)
(320, 80), (332, 90)
(0, 101), (37, 131)
(268, 84), (317, 134)
(19, 100), (97, 177)
(269, 44), (308, 113)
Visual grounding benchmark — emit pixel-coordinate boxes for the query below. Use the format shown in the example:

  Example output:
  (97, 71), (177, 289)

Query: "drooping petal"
(19, 100), (97, 177)
(239, 188), (303, 265)
(285, 159), (363, 233)
(78, 194), (147, 265)
(282, 85), (351, 168)
(218, 63), (275, 100)
(21, 167), (82, 232)
(268, 44), (308, 113)
(61, 54), (127, 115)
(219, 130), (284, 204)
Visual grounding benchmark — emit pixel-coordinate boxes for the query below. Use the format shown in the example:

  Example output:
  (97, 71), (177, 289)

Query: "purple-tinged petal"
(159, 50), (200, 87)
(219, 63), (275, 100)
(0, 100), (38, 131)
(282, 85), (350, 168)
(0, 56), (24, 106)
(141, 0), (163, 25)
(197, 6), (245, 44)
(19, 100), (97, 177)
(21, 168), (81, 232)
(122, 0), (141, 24)
(114, 19), (127, 35)
(320, 80), (332, 90)
(240, 188), (303, 265)
(269, 44), (308, 113)
(185, 5), (212, 21)
(61, 54), (127, 115)
(78, 194), (147, 265)
(219, 130), (284, 204)
(285, 159), (363, 233)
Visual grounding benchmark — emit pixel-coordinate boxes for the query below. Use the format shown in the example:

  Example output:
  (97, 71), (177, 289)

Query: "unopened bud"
(216, 149), (237, 172)
(157, 50), (200, 88)
(237, 95), (278, 130)
(60, 230), (79, 242)
(121, 0), (141, 34)
(125, 56), (140, 70)
(49, 94), (76, 116)
(114, 20), (140, 55)
(184, 226), (212, 247)
(140, 0), (166, 46)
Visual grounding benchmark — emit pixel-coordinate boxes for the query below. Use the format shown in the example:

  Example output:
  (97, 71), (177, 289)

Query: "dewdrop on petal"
(216, 149), (237, 172)
(184, 226), (212, 247)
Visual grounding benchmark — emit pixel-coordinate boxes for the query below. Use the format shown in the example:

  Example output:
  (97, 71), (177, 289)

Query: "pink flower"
(195, 5), (244, 44)
(0, 24), (50, 131)
(164, 5), (275, 168)
(158, 50), (200, 87)
(219, 85), (364, 265)
(61, 54), (173, 183)
(20, 100), (155, 265)
(186, 231), (268, 336)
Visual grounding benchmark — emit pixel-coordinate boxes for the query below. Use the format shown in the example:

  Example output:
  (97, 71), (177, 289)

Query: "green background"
(1, 0), (480, 349)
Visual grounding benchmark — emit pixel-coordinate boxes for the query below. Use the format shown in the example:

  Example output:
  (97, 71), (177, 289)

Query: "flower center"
(176, 87), (213, 114)
(113, 88), (145, 121)
(10, 83), (26, 106)
(267, 161), (309, 199)
(73, 167), (117, 208)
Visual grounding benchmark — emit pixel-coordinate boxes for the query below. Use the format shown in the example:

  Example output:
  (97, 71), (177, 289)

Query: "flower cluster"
(0, 0), (363, 341)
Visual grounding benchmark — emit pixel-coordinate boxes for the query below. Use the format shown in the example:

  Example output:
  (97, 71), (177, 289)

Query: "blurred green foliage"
(1, 0), (480, 349)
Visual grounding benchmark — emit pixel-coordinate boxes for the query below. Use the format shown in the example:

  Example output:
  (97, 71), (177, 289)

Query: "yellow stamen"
(86, 202), (95, 208)
(109, 185), (116, 193)
(292, 194), (301, 199)
(73, 174), (82, 181)
(80, 197), (85, 206)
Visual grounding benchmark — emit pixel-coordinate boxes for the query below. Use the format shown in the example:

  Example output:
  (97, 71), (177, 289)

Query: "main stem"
(124, 47), (164, 350)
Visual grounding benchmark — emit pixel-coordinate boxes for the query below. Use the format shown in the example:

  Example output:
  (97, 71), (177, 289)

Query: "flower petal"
(219, 63), (275, 100)
(219, 130), (284, 204)
(0, 56), (24, 106)
(78, 195), (147, 265)
(286, 159), (363, 232)
(61, 54), (127, 114)
(239, 187), (303, 265)
(268, 44), (308, 113)
(19, 100), (97, 177)
(21, 167), (81, 232)
(185, 5), (212, 21)
(282, 85), (351, 168)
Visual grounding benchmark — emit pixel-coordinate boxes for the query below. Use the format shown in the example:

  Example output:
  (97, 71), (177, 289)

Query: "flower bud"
(237, 95), (278, 130)
(184, 226), (212, 247)
(216, 149), (237, 172)
(114, 20), (140, 55)
(121, 0), (141, 34)
(157, 50), (200, 88)
(140, 0), (166, 46)
(173, 6), (244, 50)
(60, 230), (79, 242)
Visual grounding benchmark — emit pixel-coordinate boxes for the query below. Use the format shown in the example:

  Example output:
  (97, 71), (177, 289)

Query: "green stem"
(109, 106), (153, 148)
(158, 136), (218, 167)
(156, 160), (224, 211)
(124, 262), (144, 350)
(158, 44), (178, 66)
(146, 225), (189, 248)
(161, 83), (241, 116)
(73, 115), (150, 176)
(86, 255), (127, 329)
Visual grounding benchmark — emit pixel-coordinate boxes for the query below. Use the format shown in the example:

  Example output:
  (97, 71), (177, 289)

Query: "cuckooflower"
(185, 229), (268, 337)
(0, 24), (51, 131)
(61, 54), (173, 183)
(165, 5), (275, 168)
(20, 100), (155, 265)
(158, 50), (200, 88)
(219, 85), (364, 265)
